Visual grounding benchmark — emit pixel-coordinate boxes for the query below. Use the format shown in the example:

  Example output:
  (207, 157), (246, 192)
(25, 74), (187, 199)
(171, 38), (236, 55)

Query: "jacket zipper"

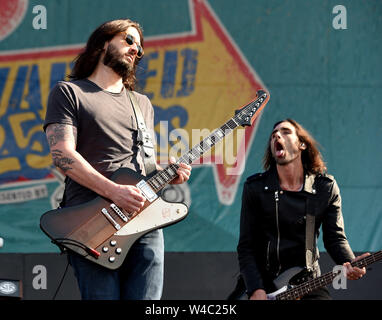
(266, 241), (271, 270)
(274, 191), (282, 276)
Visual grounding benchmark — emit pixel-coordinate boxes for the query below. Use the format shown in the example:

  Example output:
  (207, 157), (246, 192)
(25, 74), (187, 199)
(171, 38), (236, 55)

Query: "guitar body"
(40, 167), (188, 270)
(267, 267), (310, 300)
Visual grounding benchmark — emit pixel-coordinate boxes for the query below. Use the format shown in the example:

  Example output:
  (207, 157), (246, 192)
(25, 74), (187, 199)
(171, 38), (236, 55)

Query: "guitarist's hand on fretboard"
(167, 157), (192, 185)
(343, 252), (370, 280)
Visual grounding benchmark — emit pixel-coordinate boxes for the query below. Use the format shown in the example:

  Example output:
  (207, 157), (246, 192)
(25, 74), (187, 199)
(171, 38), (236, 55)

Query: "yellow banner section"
(0, 58), (71, 178)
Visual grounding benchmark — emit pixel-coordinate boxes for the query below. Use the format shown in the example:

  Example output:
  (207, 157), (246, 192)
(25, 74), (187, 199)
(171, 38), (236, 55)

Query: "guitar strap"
(305, 197), (320, 276)
(127, 90), (157, 176)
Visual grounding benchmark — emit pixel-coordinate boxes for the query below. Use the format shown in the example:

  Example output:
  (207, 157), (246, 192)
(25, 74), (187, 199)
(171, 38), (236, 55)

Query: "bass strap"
(127, 90), (157, 176)
(305, 196), (320, 276)
(305, 208), (315, 271)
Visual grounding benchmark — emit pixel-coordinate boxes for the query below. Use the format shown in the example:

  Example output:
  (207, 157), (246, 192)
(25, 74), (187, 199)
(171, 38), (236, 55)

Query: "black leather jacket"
(237, 166), (355, 295)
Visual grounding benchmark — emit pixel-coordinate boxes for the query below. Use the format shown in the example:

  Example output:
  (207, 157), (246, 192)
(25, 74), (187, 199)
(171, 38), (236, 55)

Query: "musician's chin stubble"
(103, 44), (134, 79)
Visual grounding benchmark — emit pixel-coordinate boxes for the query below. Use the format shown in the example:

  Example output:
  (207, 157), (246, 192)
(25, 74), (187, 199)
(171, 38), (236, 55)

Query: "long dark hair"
(263, 118), (327, 174)
(69, 19), (144, 90)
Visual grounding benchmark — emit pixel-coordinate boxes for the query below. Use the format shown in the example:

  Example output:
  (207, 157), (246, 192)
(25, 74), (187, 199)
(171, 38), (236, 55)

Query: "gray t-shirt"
(44, 79), (156, 206)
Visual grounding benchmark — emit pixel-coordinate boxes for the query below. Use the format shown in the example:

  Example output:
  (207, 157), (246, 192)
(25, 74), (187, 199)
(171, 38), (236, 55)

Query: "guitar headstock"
(234, 89), (270, 127)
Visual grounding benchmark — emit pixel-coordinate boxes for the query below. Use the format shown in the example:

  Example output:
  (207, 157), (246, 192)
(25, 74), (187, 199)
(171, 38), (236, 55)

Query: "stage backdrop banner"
(0, 0), (381, 253)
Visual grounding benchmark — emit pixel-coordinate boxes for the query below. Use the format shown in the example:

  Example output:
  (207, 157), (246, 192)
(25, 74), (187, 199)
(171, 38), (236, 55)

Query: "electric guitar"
(267, 250), (382, 300)
(40, 89), (270, 270)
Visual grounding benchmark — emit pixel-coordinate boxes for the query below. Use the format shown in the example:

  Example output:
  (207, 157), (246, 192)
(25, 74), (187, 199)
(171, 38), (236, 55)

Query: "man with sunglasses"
(43, 19), (191, 300)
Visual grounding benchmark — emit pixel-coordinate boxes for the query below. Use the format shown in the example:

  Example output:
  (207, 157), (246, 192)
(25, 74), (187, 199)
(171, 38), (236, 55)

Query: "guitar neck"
(351, 250), (382, 268)
(145, 93), (267, 194)
(276, 250), (382, 300)
(145, 118), (238, 194)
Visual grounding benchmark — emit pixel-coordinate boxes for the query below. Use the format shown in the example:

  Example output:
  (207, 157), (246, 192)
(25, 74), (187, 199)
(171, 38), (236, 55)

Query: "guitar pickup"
(110, 203), (128, 222)
(137, 180), (158, 202)
(101, 208), (121, 230)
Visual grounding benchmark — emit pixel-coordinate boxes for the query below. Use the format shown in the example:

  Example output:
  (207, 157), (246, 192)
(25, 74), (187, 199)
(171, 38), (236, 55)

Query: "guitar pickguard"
(272, 267), (305, 289)
(115, 198), (188, 236)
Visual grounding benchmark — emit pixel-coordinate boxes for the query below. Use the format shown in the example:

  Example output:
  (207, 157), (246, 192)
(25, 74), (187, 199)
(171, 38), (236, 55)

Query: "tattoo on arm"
(51, 149), (75, 173)
(46, 123), (77, 147)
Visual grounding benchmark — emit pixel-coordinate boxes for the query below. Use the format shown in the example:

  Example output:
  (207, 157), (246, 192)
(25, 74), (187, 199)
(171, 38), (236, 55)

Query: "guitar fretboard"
(145, 92), (268, 194)
(276, 250), (382, 300)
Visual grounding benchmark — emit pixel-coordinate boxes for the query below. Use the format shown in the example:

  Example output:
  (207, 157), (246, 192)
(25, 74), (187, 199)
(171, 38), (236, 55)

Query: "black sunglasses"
(125, 34), (144, 58)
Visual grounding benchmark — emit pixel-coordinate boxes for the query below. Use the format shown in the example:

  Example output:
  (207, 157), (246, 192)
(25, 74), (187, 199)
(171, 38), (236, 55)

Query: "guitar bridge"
(101, 208), (121, 230)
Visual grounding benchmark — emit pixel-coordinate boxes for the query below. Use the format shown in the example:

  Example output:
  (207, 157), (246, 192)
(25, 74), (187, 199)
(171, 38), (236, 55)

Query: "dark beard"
(103, 43), (134, 79)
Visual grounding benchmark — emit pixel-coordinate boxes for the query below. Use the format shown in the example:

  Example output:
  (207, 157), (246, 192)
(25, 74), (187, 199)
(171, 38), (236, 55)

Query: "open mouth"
(274, 141), (285, 158)
(124, 54), (134, 63)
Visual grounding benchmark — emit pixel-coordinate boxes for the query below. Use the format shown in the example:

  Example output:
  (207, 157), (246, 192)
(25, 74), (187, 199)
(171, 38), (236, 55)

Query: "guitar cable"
(50, 238), (99, 300)
(52, 257), (70, 300)
(52, 238), (100, 258)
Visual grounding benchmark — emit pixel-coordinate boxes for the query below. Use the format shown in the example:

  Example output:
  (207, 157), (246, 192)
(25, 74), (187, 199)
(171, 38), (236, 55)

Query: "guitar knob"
(109, 256), (116, 263)
(102, 246), (109, 253)
(115, 248), (122, 255)
(110, 240), (117, 246)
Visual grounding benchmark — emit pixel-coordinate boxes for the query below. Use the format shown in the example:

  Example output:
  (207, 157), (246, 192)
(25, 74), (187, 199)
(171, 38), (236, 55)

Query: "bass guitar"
(40, 90), (270, 270)
(267, 250), (382, 300)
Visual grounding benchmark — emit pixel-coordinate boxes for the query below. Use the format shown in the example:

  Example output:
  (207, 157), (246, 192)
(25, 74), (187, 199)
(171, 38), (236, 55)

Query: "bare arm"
(46, 123), (145, 212)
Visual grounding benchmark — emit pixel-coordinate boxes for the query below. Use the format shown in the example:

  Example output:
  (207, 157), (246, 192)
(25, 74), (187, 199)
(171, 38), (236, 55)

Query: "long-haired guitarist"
(237, 119), (367, 300)
(43, 19), (191, 300)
